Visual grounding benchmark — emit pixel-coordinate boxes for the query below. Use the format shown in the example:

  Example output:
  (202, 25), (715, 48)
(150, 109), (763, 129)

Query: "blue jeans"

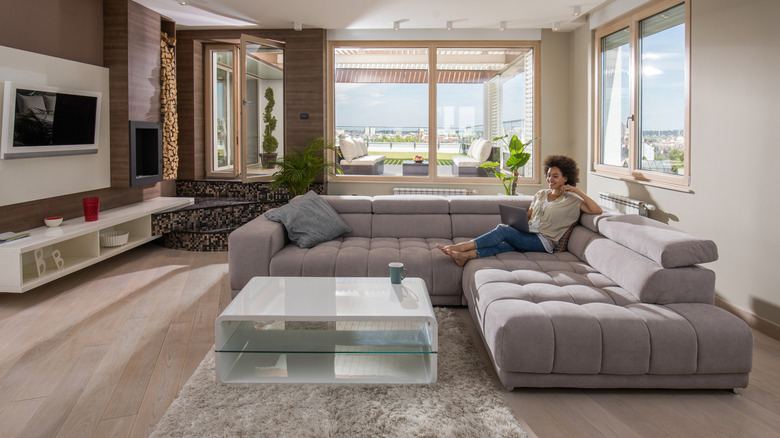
(473, 225), (546, 257)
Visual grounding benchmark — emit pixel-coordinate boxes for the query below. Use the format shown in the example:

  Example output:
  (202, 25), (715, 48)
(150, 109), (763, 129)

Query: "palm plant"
(269, 137), (340, 197)
(481, 135), (539, 195)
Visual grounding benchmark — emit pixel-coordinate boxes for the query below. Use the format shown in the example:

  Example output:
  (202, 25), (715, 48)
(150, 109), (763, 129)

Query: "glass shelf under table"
(216, 319), (436, 384)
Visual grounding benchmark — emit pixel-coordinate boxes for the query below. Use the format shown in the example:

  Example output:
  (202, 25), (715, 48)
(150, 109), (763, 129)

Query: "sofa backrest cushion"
(449, 195), (532, 238)
(322, 195), (373, 237)
(371, 195), (452, 238)
(598, 215), (718, 268)
(353, 137), (368, 156)
(466, 139), (485, 159)
(472, 140), (493, 162)
(568, 226), (715, 304)
(578, 210), (619, 233)
(339, 137), (359, 162)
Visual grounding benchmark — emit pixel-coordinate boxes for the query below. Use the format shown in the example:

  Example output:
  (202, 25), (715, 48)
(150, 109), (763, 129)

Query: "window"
(330, 42), (540, 182)
(206, 45), (237, 177)
(205, 37), (285, 181)
(594, 0), (689, 188)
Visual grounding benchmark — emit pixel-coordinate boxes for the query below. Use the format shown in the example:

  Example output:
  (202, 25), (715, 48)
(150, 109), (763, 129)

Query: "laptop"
(499, 204), (530, 233)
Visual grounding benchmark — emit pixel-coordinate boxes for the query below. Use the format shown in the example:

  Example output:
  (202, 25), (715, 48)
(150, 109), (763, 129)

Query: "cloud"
(643, 66), (663, 76)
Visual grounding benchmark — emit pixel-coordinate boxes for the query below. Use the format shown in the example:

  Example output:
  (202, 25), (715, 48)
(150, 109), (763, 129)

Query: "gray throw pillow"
(264, 191), (351, 248)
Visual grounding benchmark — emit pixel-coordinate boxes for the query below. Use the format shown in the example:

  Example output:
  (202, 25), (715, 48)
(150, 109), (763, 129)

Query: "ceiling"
(133, 0), (611, 31)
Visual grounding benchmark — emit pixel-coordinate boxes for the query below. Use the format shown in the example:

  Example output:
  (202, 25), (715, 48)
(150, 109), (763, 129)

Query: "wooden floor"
(1, 245), (778, 438)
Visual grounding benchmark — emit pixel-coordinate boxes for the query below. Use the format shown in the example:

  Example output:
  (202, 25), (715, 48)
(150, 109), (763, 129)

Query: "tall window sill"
(590, 171), (694, 194)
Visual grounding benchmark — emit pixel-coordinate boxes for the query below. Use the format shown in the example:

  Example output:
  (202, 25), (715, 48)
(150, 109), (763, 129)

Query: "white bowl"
(44, 217), (63, 227)
(100, 230), (129, 247)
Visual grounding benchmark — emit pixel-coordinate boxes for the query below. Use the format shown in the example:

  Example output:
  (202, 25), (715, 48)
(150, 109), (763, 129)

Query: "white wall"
(582, 0), (780, 326)
(0, 45), (110, 207)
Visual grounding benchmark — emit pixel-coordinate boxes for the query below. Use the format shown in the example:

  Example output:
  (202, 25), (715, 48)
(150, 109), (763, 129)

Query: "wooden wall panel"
(128, 1), (161, 122)
(105, 0), (162, 187)
(104, 0), (130, 188)
(174, 38), (202, 180)
(0, 0), (104, 66)
(175, 29), (327, 179)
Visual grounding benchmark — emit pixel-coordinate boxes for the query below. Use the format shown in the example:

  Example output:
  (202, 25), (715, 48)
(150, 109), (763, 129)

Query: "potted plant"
(481, 135), (539, 196)
(261, 87), (279, 168)
(269, 137), (341, 197)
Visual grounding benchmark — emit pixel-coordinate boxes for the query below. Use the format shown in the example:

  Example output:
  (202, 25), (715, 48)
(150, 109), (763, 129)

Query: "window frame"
(205, 44), (240, 178)
(593, 0), (691, 190)
(327, 40), (542, 184)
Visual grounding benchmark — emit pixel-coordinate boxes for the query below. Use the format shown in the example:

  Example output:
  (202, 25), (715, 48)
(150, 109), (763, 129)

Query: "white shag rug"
(151, 308), (527, 438)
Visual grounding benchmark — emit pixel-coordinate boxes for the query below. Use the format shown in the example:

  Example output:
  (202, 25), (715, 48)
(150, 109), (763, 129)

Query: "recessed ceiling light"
(179, 1), (187, 5)
(499, 21), (506, 31)
(446, 21), (453, 31)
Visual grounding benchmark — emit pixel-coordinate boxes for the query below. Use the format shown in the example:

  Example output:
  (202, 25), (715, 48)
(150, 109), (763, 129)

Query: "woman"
(438, 155), (602, 266)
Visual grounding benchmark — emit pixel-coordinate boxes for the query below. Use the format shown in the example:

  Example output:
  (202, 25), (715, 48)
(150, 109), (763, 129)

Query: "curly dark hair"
(543, 155), (580, 187)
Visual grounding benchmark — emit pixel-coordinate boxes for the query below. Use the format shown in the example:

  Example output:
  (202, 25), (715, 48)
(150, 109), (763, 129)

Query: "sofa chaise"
(228, 194), (753, 390)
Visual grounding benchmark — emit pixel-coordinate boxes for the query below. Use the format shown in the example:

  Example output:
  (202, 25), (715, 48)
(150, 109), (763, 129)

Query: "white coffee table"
(215, 277), (437, 384)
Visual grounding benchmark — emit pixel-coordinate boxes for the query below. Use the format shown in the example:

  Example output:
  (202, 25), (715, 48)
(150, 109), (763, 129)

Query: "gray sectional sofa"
(228, 194), (753, 390)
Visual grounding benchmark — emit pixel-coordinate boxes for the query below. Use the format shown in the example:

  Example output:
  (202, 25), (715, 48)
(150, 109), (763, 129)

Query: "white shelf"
(0, 197), (193, 293)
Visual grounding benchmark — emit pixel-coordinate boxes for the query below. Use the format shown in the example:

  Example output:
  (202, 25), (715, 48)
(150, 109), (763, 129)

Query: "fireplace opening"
(129, 120), (163, 186)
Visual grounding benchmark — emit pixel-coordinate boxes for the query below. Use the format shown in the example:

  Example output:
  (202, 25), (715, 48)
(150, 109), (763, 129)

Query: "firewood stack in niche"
(161, 32), (178, 180)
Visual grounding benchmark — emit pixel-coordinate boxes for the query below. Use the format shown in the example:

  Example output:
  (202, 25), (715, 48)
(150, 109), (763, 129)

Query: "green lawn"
(378, 151), (461, 165)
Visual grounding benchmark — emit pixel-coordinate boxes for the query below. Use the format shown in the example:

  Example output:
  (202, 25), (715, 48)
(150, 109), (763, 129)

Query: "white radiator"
(393, 188), (474, 196)
(598, 192), (655, 217)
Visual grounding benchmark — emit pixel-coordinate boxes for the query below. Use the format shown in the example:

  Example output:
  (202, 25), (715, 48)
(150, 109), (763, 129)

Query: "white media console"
(0, 197), (192, 293)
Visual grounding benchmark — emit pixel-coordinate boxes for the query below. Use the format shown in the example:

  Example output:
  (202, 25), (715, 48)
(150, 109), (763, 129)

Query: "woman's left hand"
(561, 185), (582, 196)
(564, 185), (603, 215)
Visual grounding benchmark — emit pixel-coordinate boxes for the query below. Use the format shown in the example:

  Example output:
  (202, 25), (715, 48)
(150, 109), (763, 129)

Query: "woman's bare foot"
(437, 241), (476, 253)
(439, 247), (477, 267)
(436, 243), (452, 255)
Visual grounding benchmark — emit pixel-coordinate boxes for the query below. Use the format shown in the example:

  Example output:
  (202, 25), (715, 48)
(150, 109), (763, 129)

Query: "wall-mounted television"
(1, 81), (101, 159)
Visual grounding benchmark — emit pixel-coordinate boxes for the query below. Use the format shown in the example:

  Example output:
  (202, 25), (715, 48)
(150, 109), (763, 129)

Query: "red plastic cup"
(82, 197), (100, 221)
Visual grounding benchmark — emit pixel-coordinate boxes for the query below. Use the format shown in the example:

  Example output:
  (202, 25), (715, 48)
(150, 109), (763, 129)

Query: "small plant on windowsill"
(480, 135), (539, 196)
(269, 137), (341, 198)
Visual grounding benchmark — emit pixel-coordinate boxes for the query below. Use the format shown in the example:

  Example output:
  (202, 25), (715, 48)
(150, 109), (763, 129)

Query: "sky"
(335, 23), (684, 133)
(335, 74), (526, 131)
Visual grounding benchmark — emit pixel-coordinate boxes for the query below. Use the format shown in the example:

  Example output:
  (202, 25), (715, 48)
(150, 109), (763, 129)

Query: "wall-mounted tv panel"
(1, 81), (101, 159)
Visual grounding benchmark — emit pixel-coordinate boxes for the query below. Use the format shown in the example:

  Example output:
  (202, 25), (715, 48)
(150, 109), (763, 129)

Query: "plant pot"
(260, 153), (277, 168)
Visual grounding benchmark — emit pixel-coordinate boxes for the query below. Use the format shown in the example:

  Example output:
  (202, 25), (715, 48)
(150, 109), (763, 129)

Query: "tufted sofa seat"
(228, 194), (753, 390)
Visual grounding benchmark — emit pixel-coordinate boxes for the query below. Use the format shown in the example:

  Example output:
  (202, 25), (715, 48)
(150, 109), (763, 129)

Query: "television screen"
(1, 81), (101, 159)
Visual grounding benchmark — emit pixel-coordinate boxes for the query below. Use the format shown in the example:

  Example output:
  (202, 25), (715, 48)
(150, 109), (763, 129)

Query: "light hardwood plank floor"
(1, 245), (778, 438)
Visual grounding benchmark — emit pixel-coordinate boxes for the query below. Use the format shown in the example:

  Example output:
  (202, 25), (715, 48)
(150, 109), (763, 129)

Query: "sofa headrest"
(372, 195), (450, 214)
(321, 195), (373, 214)
(448, 195), (532, 214)
(578, 209), (620, 233)
(598, 215), (718, 268)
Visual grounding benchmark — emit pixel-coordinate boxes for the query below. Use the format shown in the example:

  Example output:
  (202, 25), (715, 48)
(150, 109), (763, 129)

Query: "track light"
(293, 21), (302, 31)
(499, 21), (506, 31)
(446, 21), (453, 31)
(571, 5), (581, 17)
(393, 19), (409, 31)
(552, 21), (560, 31)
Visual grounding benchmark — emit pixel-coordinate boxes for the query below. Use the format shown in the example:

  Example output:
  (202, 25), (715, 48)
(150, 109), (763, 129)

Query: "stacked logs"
(161, 32), (178, 180)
